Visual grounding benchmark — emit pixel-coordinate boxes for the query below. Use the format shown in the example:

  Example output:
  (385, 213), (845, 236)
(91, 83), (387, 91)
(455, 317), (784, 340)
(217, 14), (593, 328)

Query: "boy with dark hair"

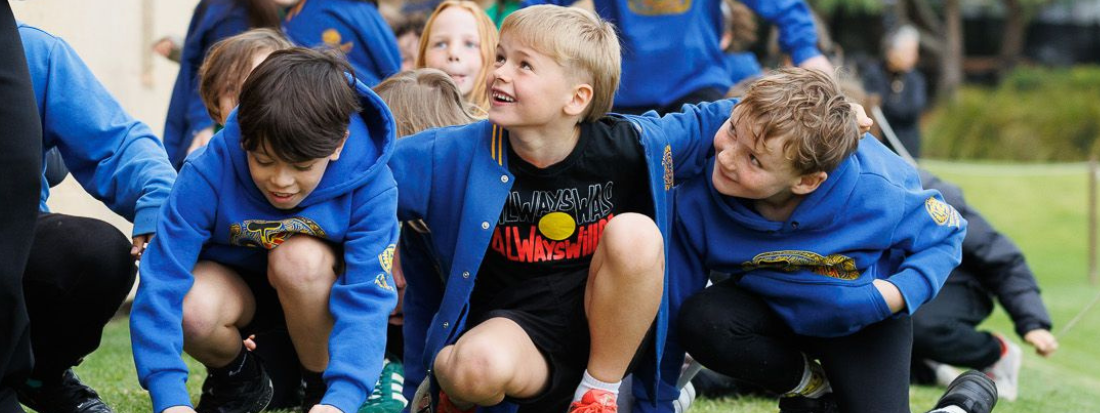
(11, 22), (179, 413)
(672, 68), (991, 413)
(131, 47), (400, 413)
(392, 5), (737, 413)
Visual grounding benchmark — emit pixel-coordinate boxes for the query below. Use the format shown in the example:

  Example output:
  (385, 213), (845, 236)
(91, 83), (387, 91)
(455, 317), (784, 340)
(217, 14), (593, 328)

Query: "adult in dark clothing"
(0, 1), (44, 411)
(911, 170), (1057, 401)
(861, 25), (927, 158)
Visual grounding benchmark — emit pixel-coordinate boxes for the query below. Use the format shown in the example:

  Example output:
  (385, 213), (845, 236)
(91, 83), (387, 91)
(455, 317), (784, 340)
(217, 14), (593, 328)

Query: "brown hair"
(199, 29), (294, 124)
(415, 1), (499, 111)
(722, 0), (758, 53)
(500, 5), (620, 122)
(243, 0), (281, 30)
(237, 47), (362, 163)
(735, 67), (860, 174)
(373, 68), (482, 138)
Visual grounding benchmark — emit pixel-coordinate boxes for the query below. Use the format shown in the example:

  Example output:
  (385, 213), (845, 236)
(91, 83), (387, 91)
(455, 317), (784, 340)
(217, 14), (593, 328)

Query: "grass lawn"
(56, 161), (1100, 412)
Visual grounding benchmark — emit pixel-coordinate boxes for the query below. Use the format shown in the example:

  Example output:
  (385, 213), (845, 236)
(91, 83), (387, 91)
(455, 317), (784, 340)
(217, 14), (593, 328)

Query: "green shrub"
(923, 65), (1100, 161)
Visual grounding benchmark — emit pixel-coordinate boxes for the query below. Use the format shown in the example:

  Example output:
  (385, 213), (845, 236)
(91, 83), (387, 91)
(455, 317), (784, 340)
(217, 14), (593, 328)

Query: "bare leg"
(433, 317), (550, 408)
(585, 213), (664, 382)
(182, 261), (256, 367)
(267, 235), (339, 372)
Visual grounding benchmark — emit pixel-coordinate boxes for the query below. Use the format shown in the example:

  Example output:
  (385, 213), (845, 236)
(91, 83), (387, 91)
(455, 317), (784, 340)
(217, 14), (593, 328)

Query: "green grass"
(58, 161), (1100, 412)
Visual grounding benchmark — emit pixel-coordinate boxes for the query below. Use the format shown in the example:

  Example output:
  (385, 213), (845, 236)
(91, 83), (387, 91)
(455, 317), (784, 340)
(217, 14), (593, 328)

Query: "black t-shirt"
(471, 118), (654, 311)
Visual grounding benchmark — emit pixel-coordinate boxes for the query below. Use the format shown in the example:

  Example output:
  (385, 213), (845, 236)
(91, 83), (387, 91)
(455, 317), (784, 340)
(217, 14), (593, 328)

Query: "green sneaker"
(358, 357), (407, 413)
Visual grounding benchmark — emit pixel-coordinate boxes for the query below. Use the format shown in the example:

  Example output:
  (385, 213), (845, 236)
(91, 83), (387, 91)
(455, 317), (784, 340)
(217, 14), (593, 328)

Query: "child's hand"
(798, 55), (835, 74)
(131, 233), (152, 259)
(852, 103), (874, 135)
(308, 404), (342, 413)
(243, 334), (257, 351)
(1023, 329), (1059, 357)
(162, 406), (197, 413)
(151, 37), (178, 59)
(872, 279), (905, 314)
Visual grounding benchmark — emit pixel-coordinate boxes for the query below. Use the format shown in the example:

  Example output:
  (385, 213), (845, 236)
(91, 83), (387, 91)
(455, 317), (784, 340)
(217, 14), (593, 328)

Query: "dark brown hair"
(199, 29), (294, 124)
(238, 47), (362, 163)
(243, 0), (281, 29)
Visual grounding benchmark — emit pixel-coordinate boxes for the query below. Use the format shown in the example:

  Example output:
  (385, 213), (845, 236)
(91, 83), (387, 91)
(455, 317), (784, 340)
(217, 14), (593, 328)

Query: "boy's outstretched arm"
(130, 166), (216, 413)
(628, 98), (737, 185)
(322, 181), (401, 413)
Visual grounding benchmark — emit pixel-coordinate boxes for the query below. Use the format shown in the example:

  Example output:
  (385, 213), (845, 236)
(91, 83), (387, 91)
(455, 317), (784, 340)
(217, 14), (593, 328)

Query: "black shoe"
(934, 370), (998, 413)
(16, 369), (114, 413)
(778, 393), (839, 413)
(196, 353), (274, 413)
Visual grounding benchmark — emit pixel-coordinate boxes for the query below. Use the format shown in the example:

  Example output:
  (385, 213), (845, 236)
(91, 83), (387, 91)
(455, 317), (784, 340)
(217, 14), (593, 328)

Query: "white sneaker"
(983, 334), (1021, 401)
(673, 382), (696, 413)
(923, 360), (965, 387)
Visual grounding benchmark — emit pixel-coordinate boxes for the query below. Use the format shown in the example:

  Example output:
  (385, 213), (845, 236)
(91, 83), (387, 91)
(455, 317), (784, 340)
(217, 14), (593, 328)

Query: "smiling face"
(246, 140), (343, 209)
(486, 35), (581, 129)
(711, 106), (806, 203)
(422, 7), (484, 97)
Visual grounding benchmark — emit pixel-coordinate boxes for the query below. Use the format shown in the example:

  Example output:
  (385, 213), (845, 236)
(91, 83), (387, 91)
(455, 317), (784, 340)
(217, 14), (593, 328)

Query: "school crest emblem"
(374, 273), (394, 291)
(379, 244), (396, 274)
(229, 217), (327, 249)
(322, 29), (354, 53)
(742, 250), (860, 280)
(925, 197), (961, 227)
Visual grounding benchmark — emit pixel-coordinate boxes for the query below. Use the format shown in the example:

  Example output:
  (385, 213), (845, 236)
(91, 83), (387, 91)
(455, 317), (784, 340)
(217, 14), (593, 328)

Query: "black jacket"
(920, 170), (1053, 337)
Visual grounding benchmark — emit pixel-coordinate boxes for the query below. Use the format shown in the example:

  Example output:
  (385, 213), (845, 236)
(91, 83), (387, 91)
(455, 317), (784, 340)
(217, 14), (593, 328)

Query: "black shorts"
(465, 269), (652, 412)
(232, 265), (302, 409)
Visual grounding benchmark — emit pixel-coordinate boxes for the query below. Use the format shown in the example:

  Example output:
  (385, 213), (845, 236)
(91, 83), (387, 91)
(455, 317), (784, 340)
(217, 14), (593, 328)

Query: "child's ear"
(331, 130), (350, 161)
(791, 171), (827, 195)
(563, 83), (594, 118)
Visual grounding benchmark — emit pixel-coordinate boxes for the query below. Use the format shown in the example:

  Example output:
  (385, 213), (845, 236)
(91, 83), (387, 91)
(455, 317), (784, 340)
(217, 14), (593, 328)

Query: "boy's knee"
(598, 213), (664, 272)
(437, 335), (512, 398)
(267, 236), (337, 290)
(181, 292), (222, 342)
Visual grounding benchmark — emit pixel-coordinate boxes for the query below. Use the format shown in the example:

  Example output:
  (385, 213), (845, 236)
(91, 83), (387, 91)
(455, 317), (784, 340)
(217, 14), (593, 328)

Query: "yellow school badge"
(322, 29), (354, 53)
(628, 0), (692, 15)
(925, 197), (961, 228)
(378, 244), (396, 274)
(374, 273), (394, 292)
(662, 145), (674, 190)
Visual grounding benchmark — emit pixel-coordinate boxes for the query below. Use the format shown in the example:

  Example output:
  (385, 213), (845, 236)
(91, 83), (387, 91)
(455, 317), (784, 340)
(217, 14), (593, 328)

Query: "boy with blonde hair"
(391, 5), (736, 412)
(672, 68), (994, 413)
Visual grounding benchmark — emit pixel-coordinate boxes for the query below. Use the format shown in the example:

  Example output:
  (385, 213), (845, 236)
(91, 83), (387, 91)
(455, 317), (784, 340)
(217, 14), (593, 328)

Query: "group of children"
(6, 0), (1050, 413)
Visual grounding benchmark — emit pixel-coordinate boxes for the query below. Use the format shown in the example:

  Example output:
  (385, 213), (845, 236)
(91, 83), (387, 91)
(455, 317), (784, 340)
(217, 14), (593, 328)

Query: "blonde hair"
(415, 1), (499, 111)
(736, 68), (860, 174)
(374, 68), (482, 138)
(199, 29), (294, 124)
(500, 5), (620, 123)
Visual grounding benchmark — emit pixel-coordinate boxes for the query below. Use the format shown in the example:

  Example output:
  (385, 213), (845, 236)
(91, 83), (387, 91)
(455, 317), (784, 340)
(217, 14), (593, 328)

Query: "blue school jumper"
(523, 0), (820, 108)
(19, 23), (176, 236)
(660, 137), (967, 406)
(131, 80), (400, 413)
(164, 0), (252, 169)
(283, 0), (401, 87)
(391, 100), (735, 413)
(725, 51), (763, 86)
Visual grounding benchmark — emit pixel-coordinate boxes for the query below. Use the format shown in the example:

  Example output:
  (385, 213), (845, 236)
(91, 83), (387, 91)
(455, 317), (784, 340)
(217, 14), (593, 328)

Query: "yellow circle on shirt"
(538, 212), (576, 241)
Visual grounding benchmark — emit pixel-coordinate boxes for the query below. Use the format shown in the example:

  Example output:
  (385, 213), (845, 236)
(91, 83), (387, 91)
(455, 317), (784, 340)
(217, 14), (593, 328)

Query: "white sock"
(573, 370), (621, 402)
(927, 406), (967, 413)
(786, 355), (831, 398)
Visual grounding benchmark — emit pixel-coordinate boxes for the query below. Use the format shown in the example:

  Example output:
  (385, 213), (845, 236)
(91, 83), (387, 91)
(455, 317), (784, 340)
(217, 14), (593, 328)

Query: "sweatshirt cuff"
(133, 206), (160, 237)
(148, 372), (192, 413)
(790, 47), (823, 67)
(885, 269), (934, 315)
(321, 378), (368, 413)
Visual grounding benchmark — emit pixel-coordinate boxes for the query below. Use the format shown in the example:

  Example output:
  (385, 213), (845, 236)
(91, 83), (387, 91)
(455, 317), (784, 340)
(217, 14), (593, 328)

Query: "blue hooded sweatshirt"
(523, 0), (820, 108)
(283, 0), (402, 87)
(164, 0), (252, 169)
(391, 100), (736, 413)
(19, 23), (176, 236)
(669, 136), (966, 337)
(131, 80), (400, 413)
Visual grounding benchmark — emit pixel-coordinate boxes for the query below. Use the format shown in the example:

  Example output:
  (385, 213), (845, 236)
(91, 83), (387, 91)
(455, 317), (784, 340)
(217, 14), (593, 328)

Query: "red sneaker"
(568, 389), (618, 413)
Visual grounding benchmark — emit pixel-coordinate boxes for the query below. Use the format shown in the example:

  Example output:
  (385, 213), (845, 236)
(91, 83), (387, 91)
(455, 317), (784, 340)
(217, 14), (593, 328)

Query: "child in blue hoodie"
(131, 48), (399, 413)
(12, 22), (178, 413)
(671, 68), (982, 413)
(282, 0), (402, 87)
(392, 6), (736, 413)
